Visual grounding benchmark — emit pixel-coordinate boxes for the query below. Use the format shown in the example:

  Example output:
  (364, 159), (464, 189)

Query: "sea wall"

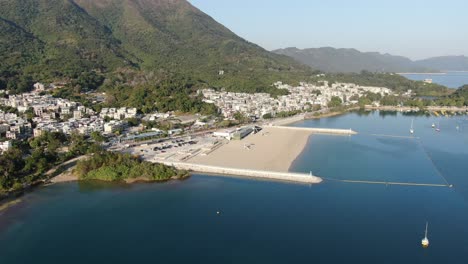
(161, 162), (322, 184)
(270, 114), (305, 126)
(365, 105), (468, 112)
(272, 126), (358, 135)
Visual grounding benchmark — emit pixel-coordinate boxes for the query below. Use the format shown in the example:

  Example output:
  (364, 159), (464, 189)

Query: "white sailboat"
(432, 123), (436, 128)
(421, 222), (430, 248)
(436, 121), (441, 132)
(410, 119), (414, 134)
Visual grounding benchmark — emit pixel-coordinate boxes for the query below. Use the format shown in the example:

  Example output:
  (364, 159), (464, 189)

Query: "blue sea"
(401, 71), (468, 89)
(1, 111), (468, 263)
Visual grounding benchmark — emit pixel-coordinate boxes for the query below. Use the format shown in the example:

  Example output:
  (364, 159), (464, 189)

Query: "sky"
(188, 0), (468, 60)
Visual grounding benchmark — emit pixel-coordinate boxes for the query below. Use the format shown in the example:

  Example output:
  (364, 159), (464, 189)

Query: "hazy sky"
(188, 0), (468, 60)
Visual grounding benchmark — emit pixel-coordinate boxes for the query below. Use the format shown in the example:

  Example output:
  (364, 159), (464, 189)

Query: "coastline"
(304, 107), (360, 120)
(288, 131), (314, 173)
(0, 112), (357, 207)
(0, 198), (22, 213)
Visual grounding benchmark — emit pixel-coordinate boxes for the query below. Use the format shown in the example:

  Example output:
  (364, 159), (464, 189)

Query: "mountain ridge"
(273, 47), (468, 73)
(415, 55), (468, 72)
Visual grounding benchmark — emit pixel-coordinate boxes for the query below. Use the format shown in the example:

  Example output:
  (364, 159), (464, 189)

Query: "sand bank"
(189, 126), (312, 172)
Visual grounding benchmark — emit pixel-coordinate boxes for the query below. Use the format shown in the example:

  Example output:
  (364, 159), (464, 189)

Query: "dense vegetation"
(0, 0), (313, 100)
(75, 151), (188, 182)
(101, 75), (218, 115)
(0, 132), (98, 192)
(433, 85), (467, 106)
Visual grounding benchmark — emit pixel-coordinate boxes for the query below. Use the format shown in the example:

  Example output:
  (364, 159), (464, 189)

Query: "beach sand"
(189, 127), (312, 172)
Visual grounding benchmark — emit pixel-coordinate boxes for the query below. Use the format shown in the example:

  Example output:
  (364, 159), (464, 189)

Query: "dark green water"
(1, 111), (468, 263)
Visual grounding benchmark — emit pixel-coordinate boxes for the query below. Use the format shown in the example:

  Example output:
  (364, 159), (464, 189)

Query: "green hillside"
(0, 0), (312, 95)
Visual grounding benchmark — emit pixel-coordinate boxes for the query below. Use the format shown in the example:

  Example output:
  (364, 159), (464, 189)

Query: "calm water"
(400, 71), (468, 89)
(1, 111), (468, 263)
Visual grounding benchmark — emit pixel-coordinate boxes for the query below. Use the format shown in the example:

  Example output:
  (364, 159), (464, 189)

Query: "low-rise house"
(0, 140), (12, 152)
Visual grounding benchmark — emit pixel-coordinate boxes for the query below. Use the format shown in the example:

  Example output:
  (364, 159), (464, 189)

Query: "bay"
(400, 71), (468, 89)
(1, 111), (468, 263)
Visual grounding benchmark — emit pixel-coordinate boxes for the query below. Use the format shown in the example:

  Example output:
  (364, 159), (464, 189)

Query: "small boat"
(410, 119), (414, 134)
(421, 222), (430, 248)
(436, 122), (441, 132)
(432, 123), (436, 128)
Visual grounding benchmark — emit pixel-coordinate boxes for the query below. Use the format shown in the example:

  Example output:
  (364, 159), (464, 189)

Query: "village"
(0, 80), (395, 154)
(200, 81), (394, 119)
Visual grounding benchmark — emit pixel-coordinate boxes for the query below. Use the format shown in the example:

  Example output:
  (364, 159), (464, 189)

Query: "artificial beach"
(145, 125), (356, 184)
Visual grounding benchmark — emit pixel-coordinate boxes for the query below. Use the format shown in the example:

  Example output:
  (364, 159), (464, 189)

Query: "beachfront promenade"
(161, 162), (322, 184)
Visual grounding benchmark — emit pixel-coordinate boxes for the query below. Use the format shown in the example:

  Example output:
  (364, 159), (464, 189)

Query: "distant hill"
(273, 47), (434, 73)
(452, 85), (468, 98)
(415, 56), (468, 71)
(0, 0), (312, 94)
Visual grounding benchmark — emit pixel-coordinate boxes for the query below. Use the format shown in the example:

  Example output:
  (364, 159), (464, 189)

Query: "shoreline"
(288, 132), (313, 173)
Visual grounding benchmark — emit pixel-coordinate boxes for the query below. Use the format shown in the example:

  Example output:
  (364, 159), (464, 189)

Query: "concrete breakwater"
(365, 105), (468, 112)
(272, 126), (358, 135)
(269, 114), (305, 126)
(161, 162), (323, 184)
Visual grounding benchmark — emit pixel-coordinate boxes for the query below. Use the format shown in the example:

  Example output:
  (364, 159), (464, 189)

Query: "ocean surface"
(1, 111), (468, 263)
(400, 71), (468, 89)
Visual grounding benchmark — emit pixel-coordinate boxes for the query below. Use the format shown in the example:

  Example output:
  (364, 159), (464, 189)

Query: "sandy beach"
(189, 127), (312, 172)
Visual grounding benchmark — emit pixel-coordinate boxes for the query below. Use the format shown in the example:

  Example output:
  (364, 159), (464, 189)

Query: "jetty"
(162, 162), (322, 184)
(272, 125), (358, 135)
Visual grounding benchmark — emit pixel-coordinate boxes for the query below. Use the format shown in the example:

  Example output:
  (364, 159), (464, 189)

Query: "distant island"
(273, 47), (468, 73)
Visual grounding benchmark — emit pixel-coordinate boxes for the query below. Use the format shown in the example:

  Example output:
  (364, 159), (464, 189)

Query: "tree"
(90, 131), (106, 143)
(69, 132), (89, 155)
(358, 97), (372, 107)
(328, 96), (342, 108)
(233, 111), (247, 122)
(0, 149), (24, 188)
(262, 113), (273, 119)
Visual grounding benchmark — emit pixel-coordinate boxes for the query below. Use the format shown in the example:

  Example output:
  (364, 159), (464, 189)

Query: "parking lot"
(121, 134), (226, 163)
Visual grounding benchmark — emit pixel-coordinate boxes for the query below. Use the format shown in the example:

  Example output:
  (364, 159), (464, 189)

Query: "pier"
(161, 162), (323, 184)
(272, 126), (358, 135)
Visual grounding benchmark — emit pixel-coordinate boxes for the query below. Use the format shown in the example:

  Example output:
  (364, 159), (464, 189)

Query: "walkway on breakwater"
(272, 125), (358, 135)
(323, 177), (452, 188)
(161, 162), (323, 184)
(365, 105), (468, 112)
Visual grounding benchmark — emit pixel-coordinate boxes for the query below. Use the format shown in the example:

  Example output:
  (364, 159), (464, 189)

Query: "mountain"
(273, 47), (433, 73)
(0, 0), (311, 94)
(415, 56), (468, 71)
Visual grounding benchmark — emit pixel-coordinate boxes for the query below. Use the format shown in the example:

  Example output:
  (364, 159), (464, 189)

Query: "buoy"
(421, 222), (429, 248)
(217, 211), (220, 215)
